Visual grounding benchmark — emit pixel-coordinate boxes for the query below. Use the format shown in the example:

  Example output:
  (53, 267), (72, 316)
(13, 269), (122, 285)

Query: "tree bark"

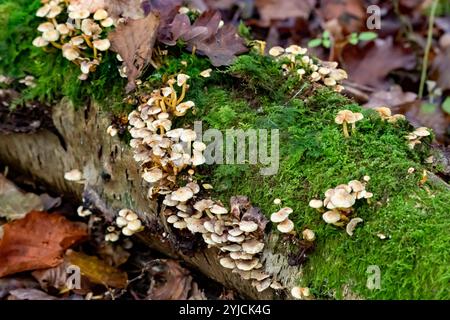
(0, 99), (299, 299)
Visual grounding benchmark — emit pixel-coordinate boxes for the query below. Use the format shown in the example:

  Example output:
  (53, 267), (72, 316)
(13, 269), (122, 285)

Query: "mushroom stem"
(82, 34), (93, 48)
(50, 41), (62, 49)
(192, 45), (197, 56)
(168, 82), (177, 109)
(351, 122), (356, 134)
(342, 122), (349, 138)
(51, 18), (58, 27)
(159, 98), (167, 113)
(176, 83), (187, 105)
(158, 125), (165, 135)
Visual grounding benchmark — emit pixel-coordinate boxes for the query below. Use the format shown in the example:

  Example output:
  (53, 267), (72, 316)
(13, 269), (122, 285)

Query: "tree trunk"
(0, 99), (300, 299)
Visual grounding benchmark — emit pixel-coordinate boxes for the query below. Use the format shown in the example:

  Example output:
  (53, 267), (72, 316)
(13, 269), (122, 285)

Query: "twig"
(418, 0), (439, 99)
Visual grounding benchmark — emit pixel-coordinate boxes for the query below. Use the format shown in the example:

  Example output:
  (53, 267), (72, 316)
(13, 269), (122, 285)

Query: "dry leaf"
(109, 13), (160, 92)
(65, 250), (128, 288)
(255, 0), (315, 24)
(0, 277), (39, 299)
(8, 288), (58, 300)
(147, 259), (205, 300)
(0, 211), (88, 277)
(0, 174), (43, 220)
(364, 85), (418, 109)
(342, 37), (416, 89)
(105, 0), (144, 19)
(432, 46), (450, 91)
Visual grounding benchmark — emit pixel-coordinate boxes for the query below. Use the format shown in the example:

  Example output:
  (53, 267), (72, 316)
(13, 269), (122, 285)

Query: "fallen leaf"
(319, 0), (366, 33)
(147, 259), (205, 300)
(364, 85), (418, 109)
(255, 0), (316, 24)
(8, 288), (58, 300)
(342, 37), (416, 89)
(0, 277), (39, 299)
(0, 174), (43, 220)
(432, 46), (450, 91)
(109, 13), (160, 92)
(0, 211), (88, 277)
(65, 250), (128, 288)
(105, 0), (144, 19)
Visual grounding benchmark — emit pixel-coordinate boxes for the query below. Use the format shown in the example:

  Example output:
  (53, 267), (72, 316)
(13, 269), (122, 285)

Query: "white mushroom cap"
(163, 194), (178, 207)
(69, 9), (90, 19)
(348, 180), (365, 193)
(210, 204), (228, 215)
(173, 221), (187, 229)
(228, 228), (244, 237)
(115, 216), (128, 227)
(93, 39), (110, 51)
(250, 270), (270, 281)
(171, 187), (194, 202)
(167, 215), (179, 224)
(176, 101), (195, 114)
(329, 188), (355, 209)
(177, 73), (190, 86)
(219, 257), (236, 269)
(185, 218), (207, 233)
(211, 233), (226, 243)
(335, 110), (355, 124)
(62, 44), (79, 61)
(239, 220), (258, 232)
(42, 29), (60, 42)
(302, 229), (316, 241)
(227, 234), (245, 243)
(221, 244), (242, 252)
(242, 239), (264, 254)
(193, 141), (206, 151)
(64, 169), (82, 181)
(192, 150), (206, 166)
(232, 268), (251, 280)
(125, 212), (138, 221)
(194, 199), (214, 212)
(235, 258), (259, 271)
(32, 36), (49, 47)
(186, 182), (200, 194)
(270, 207), (293, 223)
(199, 69), (212, 77)
(277, 218), (294, 233)
(93, 9), (108, 20)
(180, 129), (197, 142)
(122, 227), (134, 236)
(413, 127), (430, 137)
(291, 286), (310, 299)
(230, 251), (254, 260)
(375, 107), (392, 119)
(101, 17), (114, 28)
(322, 210), (341, 224)
(346, 217), (363, 236)
(203, 220), (215, 233)
(308, 199), (323, 209)
(127, 219), (142, 231)
(38, 22), (55, 32)
(142, 167), (163, 183)
(253, 278), (272, 292)
(268, 46), (284, 57)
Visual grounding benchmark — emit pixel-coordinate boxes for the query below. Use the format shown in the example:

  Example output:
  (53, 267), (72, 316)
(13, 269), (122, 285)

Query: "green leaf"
(349, 33), (358, 45)
(308, 38), (322, 48)
(322, 31), (330, 39)
(442, 97), (450, 115)
(322, 39), (331, 48)
(358, 32), (378, 41)
(421, 102), (437, 114)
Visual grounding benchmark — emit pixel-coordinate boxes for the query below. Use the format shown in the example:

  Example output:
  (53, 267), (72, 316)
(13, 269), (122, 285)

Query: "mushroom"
(194, 199), (214, 212)
(210, 204), (228, 215)
(277, 218), (294, 233)
(219, 257), (236, 269)
(200, 69), (212, 77)
(291, 286), (311, 299)
(173, 221), (187, 229)
(346, 217), (363, 236)
(93, 9), (108, 20)
(64, 169), (82, 181)
(273, 198), (282, 205)
(235, 259), (259, 271)
(122, 227), (133, 236)
(127, 219), (142, 231)
(413, 127), (430, 137)
(171, 187), (194, 202)
(375, 107), (392, 120)
(92, 39), (110, 51)
(250, 270), (270, 281)
(232, 269), (251, 280)
(348, 180), (364, 193)
(335, 110), (363, 138)
(308, 199), (323, 211)
(268, 46), (285, 57)
(115, 216), (128, 227)
(239, 220), (258, 233)
(253, 278), (272, 292)
(270, 207), (293, 223)
(242, 239), (265, 254)
(142, 167), (163, 183)
(230, 251), (254, 260)
(221, 244), (242, 252)
(77, 206), (92, 217)
(180, 129), (197, 142)
(322, 210), (341, 224)
(302, 229), (316, 242)
(328, 188), (355, 209)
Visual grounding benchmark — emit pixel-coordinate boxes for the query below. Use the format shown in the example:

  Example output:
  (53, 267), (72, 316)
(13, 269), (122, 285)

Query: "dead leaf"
(147, 259), (205, 300)
(65, 250), (128, 288)
(0, 211), (88, 277)
(255, 0), (315, 24)
(342, 37), (416, 89)
(105, 0), (144, 19)
(0, 174), (43, 220)
(364, 85), (418, 109)
(8, 288), (58, 300)
(109, 13), (160, 92)
(319, 0), (365, 33)
(432, 46), (450, 91)
(0, 277), (39, 299)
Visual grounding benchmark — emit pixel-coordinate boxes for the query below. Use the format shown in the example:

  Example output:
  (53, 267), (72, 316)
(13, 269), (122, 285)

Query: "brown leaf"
(147, 259), (205, 300)
(319, 0), (365, 33)
(65, 250), (128, 288)
(109, 13), (160, 92)
(342, 37), (416, 89)
(0, 277), (39, 299)
(105, 0), (144, 19)
(255, 0), (315, 24)
(8, 288), (58, 300)
(364, 85), (418, 109)
(0, 174), (43, 220)
(432, 46), (450, 91)
(0, 211), (88, 277)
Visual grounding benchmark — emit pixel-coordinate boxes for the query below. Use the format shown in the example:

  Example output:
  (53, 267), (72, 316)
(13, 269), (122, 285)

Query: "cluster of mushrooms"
(405, 127), (431, 149)
(309, 177), (372, 236)
(268, 45), (347, 93)
(335, 109), (364, 138)
(124, 74), (290, 292)
(33, 0), (112, 80)
(375, 106), (405, 123)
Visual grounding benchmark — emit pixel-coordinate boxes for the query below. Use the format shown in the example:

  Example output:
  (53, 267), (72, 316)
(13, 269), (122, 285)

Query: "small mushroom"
(221, 244), (242, 252)
(328, 188), (355, 209)
(92, 39), (110, 51)
(210, 204), (228, 215)
(322, 210), (341, 224)
(348, 180), (364, 193)
(308, 199), (323, 210)
(270, 207), (293, 223)
(413, 127), (430, 137)
(277, 218), (294, 233)
(291, 286), (311, 299)
(302, 229), (315, 242)
(64, 169), (82, 182)
(335, 110), (363, 138)
(142, 167), (163, 183)
(346, 217), (363, 236)
(239, 220), (258, 233)
(171, 187), (194, 202)
(268, 46), (285, 57)
(219, 257), (236, 269)
(235, 258), (259, 271)
(200, 69), (212, 77)
(253, 278), (272, 292)
(242, 239), (265, 254)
